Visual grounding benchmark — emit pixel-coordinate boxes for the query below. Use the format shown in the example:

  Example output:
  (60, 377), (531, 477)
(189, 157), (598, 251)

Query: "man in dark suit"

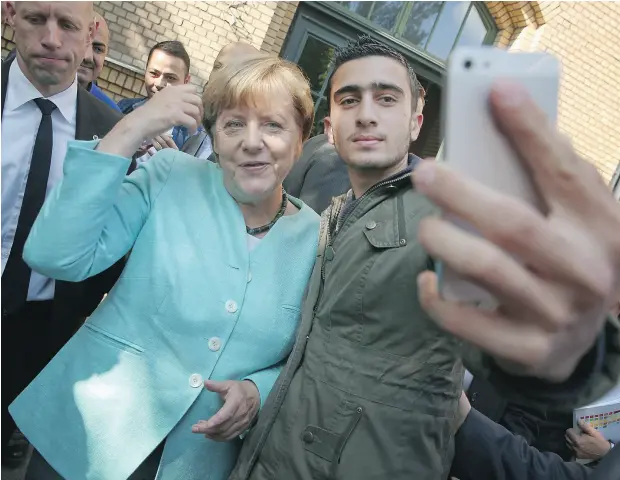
(467, 374), (575, 459)
(1, 1), (129, 468)
(466, 297), (620, 463)
(283, 134), (350, 214)
(451, 391), (619, 480)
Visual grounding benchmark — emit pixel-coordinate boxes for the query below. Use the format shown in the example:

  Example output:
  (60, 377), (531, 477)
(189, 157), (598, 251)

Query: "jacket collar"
(3, 57), (78, 124)
(2, 55), (86, 135)
(2, 55), (13, 118)
(349, 154), (421, 201)
(75, 86), (102, 141)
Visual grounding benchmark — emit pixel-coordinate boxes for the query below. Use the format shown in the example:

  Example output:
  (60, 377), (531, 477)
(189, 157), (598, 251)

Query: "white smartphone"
(438, 46), (561, 308)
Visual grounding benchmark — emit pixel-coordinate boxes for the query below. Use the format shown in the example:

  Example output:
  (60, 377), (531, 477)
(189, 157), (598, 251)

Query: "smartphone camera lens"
(464, 59), (473, 70)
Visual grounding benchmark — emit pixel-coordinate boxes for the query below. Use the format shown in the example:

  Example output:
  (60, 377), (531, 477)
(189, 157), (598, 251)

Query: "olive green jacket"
(230, 172), (620, 480)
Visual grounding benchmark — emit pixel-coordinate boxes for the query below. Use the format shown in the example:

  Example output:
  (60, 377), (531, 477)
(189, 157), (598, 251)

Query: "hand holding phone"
(412, 51), (620, 381)
(439, 47), (560, 308)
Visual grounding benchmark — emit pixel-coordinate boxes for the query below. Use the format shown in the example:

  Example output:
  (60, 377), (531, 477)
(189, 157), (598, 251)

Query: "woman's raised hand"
(133, 85), (203, 139)
(97, 84), (204, 158)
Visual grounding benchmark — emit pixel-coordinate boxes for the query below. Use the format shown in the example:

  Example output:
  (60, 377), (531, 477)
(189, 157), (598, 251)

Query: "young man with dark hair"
(229, 36), (620, 480)
(118, 40), (193, 151)
(285, 60), (428, 215)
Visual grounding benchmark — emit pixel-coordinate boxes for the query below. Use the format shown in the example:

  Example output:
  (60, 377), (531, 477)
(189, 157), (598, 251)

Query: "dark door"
(282, 16), (351, 135)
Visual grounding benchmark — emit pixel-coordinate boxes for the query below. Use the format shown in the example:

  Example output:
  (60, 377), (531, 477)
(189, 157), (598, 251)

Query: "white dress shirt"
(246, 233), (262, 252)
(136, 129), (213, 164)
(194, 133), (213, 160)
(1, 59), (78, 301)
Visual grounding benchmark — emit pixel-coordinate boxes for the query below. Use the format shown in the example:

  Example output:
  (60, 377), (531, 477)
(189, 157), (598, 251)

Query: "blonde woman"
(10, 55), (317, 480)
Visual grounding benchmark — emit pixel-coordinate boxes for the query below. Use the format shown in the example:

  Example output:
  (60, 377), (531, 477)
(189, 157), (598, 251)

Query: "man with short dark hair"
(284, 81), (426, 215)
(229, 36), (620, 480)
(1, 0), (130, 468)
(77, 12), (119, 112)
(118, 40), (193, 152)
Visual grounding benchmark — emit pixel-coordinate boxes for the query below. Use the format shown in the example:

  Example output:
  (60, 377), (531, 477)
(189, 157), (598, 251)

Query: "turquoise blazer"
(9, 141), (319, 480)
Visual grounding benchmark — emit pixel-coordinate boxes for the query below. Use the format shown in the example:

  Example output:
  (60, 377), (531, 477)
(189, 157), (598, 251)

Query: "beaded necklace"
(246, 189), (288, 236)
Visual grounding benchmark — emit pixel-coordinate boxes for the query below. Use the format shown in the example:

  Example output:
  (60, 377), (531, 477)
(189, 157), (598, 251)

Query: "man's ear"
(5, 2), (17, 27)
(184, 74), (191, 85)
(87, 17), (96, 44)
(410, 113), (424, 142)
(324, 117), (335, 145)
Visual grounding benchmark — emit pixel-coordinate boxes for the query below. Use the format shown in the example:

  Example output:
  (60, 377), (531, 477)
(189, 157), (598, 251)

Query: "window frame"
(611, 162), (620, 200)
(282, 2), (498, 145)
(330, 1), (498, 65)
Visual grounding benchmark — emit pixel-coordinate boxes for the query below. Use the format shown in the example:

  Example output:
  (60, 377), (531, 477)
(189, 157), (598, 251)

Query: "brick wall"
(97, 61), (145, 102)
(1, 18), (145, 102)
(2, 1), (618, 181)
(535, 2), (620, 182)
(1, 20), (14, 57)
(93, 1), (297, 100)
(486, 1), (620, 182)
(2, 1), (297, 103)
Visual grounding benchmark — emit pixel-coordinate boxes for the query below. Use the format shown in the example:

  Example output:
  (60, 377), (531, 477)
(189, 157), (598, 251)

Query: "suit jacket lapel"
(2, 57), (94, 141)
(2, 56), (14, 119)
(75, 87), (96, 141)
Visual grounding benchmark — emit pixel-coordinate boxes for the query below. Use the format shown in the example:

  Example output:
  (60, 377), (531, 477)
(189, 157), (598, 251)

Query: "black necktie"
(2, 98), (57, 314)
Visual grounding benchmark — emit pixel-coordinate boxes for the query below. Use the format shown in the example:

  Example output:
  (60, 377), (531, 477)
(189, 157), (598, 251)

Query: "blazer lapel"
(2, 59), (99, 138)
(1, 56), (14, 119)
(75, 87), (125, 145)
(75, 87), (97, 141)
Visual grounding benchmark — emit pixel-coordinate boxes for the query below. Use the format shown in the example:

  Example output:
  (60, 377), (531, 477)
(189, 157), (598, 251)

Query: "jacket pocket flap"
(363, 222), (401, 249)
(300, 425), (339, 461)
(83, 323), (145, 354)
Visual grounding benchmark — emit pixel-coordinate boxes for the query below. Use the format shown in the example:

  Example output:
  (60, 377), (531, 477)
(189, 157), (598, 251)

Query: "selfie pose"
(229, 37), (620, 480)
(9, 55), (318, 480)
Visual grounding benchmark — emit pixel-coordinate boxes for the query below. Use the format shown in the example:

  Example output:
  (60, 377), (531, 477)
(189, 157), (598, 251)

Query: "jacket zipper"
(324, 171), (411, 287)
(334, 171), (411, 240)
(242, 172), (411, 478)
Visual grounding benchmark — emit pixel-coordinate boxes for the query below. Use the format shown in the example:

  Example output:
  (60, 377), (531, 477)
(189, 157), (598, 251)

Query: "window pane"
(296, 36), (335, 93)
(339, 1), (373, 18)
(456, 7), (488, 47)
(402, 1), (443, 48)
(426, 1), (469, 61)
(369, 1), (403, 32)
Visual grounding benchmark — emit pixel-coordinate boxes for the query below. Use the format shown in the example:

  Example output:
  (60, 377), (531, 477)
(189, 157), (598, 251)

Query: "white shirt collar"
(5, 58), (78, 125)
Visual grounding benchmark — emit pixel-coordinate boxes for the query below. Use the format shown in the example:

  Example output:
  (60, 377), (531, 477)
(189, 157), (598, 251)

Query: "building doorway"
(282, 1), (497, 158)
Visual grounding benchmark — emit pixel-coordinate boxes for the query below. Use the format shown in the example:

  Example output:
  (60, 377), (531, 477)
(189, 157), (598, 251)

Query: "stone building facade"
(488, 1), (620, 182)
(2, 1), (618, 182)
